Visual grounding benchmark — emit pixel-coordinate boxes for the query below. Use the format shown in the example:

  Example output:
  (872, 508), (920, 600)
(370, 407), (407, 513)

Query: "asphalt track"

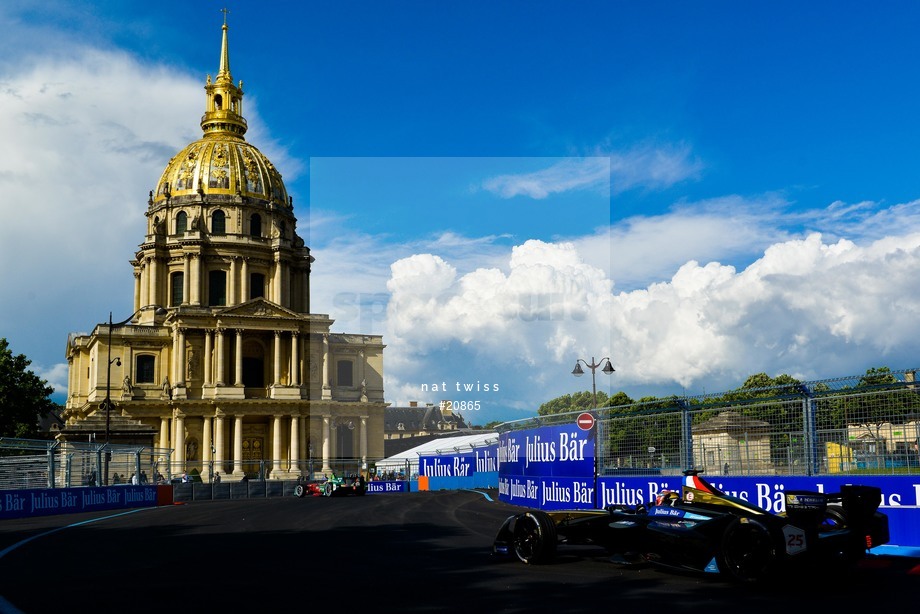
(1, 489), (918, 613)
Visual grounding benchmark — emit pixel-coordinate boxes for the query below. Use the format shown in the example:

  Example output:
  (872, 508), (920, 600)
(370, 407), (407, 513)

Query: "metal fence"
(5, 368), (919, 490)
(0, 439), (175, 490)
(498, 368), (920, 477)
(0, 438), (373, 491)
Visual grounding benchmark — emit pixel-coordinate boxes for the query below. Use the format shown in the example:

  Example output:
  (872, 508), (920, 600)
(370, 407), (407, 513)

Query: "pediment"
(217, 298), (301, 319)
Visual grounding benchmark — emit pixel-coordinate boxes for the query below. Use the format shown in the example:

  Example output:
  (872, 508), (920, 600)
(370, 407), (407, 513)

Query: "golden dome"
(152, 18), (288, 207)
(154, 137), (288, 205)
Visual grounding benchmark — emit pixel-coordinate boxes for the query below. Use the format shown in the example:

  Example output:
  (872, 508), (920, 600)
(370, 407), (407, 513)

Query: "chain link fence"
(499, 368), (920, 477)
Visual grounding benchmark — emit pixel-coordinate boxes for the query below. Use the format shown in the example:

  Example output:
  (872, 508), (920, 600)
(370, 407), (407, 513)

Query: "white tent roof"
(376, 432), (499, 468)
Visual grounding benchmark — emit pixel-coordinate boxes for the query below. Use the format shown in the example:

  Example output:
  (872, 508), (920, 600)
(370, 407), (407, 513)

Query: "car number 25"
(782, 525), (807, 555)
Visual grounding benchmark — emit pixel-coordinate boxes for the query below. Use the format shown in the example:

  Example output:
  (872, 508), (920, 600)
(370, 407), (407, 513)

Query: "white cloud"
(0, 43), (292, 397)
(480, 143), (703, 201)
(382, 225), (920, 421)
(606, 141), (704, 194)
(482, 157), (610, 199)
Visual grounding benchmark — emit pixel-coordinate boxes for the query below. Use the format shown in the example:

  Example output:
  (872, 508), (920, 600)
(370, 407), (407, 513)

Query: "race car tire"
(718, 518), (777, 583)
(294, 484), (306, 498)
(324, 482), (334, 497)
(819, 505), (848, 530)
(512, 511), (557, 565)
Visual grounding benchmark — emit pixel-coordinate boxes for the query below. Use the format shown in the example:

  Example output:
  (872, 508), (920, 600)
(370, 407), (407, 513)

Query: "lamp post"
(100, 311), (123, 486)
(571, 356), (615, 409)
(100, 306), (167, 485)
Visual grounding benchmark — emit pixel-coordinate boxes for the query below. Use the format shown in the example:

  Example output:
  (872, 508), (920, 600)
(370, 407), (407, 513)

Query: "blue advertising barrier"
(497, 422), (596, 510)
(417, 444), (501, 491)
(497, 426), (920, 552)
(366, 480), (409, 494)
(0, 485), (160, 520)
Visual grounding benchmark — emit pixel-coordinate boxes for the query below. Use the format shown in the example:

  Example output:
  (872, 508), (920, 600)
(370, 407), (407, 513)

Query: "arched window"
(135, 355), (156, 384)
(211, 209), (226, 234)
(250, 213), (262, 238)
(208, 270), (227, 306)
(171, 272), (184, 307)
(176, 211), (188, 234)
(215, 94), (223, 110)
(336, 360), (354, 387)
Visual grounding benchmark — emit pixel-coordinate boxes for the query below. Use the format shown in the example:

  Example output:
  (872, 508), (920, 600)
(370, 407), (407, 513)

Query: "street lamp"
(100, 306), (167, 484)
(572, 356), (615, 409)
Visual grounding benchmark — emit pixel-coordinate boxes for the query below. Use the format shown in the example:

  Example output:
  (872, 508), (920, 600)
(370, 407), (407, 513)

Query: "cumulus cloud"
(384, 227), (920, 418)
(0, 43), (291, 396)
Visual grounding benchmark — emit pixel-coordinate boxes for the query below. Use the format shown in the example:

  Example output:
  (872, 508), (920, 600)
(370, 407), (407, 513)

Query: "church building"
(60, 17), (386, 481)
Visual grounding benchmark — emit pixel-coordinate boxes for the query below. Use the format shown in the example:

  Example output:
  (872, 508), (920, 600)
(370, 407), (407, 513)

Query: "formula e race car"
(294, 472), (367, 498)
(492, 470), (890, 582)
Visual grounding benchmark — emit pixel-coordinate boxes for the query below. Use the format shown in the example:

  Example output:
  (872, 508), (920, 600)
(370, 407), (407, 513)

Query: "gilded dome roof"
(154, 137), (288, 204)
(152, 19), (288, 207)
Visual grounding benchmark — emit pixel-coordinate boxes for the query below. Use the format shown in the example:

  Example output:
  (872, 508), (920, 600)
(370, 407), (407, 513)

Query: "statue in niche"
(162, 377), (172, 400)
(186, 438), (199, 461)
(122, 376), (133, 397)
(187, 350), (198, 379)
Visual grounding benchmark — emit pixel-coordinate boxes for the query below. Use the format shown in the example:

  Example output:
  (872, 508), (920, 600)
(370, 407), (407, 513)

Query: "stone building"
(691, 411), (773, 475)
(60, 18), (386, 481)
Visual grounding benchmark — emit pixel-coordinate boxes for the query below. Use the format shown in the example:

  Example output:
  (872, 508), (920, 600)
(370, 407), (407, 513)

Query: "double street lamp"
(100, 306), (166, 484)
(571, 356), (615, 409)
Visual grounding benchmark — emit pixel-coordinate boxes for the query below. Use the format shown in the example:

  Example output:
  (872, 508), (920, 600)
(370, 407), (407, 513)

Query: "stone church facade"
(60, 18), (386, 481)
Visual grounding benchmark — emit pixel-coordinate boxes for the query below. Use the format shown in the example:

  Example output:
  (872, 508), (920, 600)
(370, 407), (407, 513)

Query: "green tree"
(0, 338), (58, 438)
(538, 390), (634, 416)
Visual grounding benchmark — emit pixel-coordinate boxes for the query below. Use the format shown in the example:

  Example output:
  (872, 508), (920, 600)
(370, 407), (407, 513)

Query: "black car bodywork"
(492, 470), (890, 582)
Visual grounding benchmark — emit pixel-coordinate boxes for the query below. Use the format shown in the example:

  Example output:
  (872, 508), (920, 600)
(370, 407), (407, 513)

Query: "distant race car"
(294, 473), (367, 498)
(492, 470), (890, 582)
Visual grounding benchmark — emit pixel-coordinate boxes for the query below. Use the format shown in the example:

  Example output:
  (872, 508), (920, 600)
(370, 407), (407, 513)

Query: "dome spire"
(218, 7), (231, 80)
(200, 9), (247, 139)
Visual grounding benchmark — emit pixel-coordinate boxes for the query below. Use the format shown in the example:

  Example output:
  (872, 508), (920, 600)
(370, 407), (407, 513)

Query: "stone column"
(177, 328), (187, 387)
(273, 330), (282, 386)
(158, 417), (170, 452)
(140, 262), (149, 309)
(133, 272), (141, 313)
(232, 415), (244, 478)
(290, 415), (300, 473)
(183, 254), (191, 305)
(290, 332), (300, 387)
(234, 329), (243, 387)
(148, 256), (159, 308)
(269, 415), (282, 479)
(229, 256), (238, 306)
(174, 410), (186, 477)
(203, 329), (212, 386)
(215, 328), (225, 386)
(191, 253), (202, 306)
(241, 257), (249, 303)
(214, 410), (225, 474)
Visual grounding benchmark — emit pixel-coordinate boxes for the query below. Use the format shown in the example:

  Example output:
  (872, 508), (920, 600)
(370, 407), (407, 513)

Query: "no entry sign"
(576, 412), (595, 431)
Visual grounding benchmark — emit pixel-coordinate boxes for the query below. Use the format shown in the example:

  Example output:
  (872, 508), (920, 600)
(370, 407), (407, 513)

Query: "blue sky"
(3, 1), (920, 425)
